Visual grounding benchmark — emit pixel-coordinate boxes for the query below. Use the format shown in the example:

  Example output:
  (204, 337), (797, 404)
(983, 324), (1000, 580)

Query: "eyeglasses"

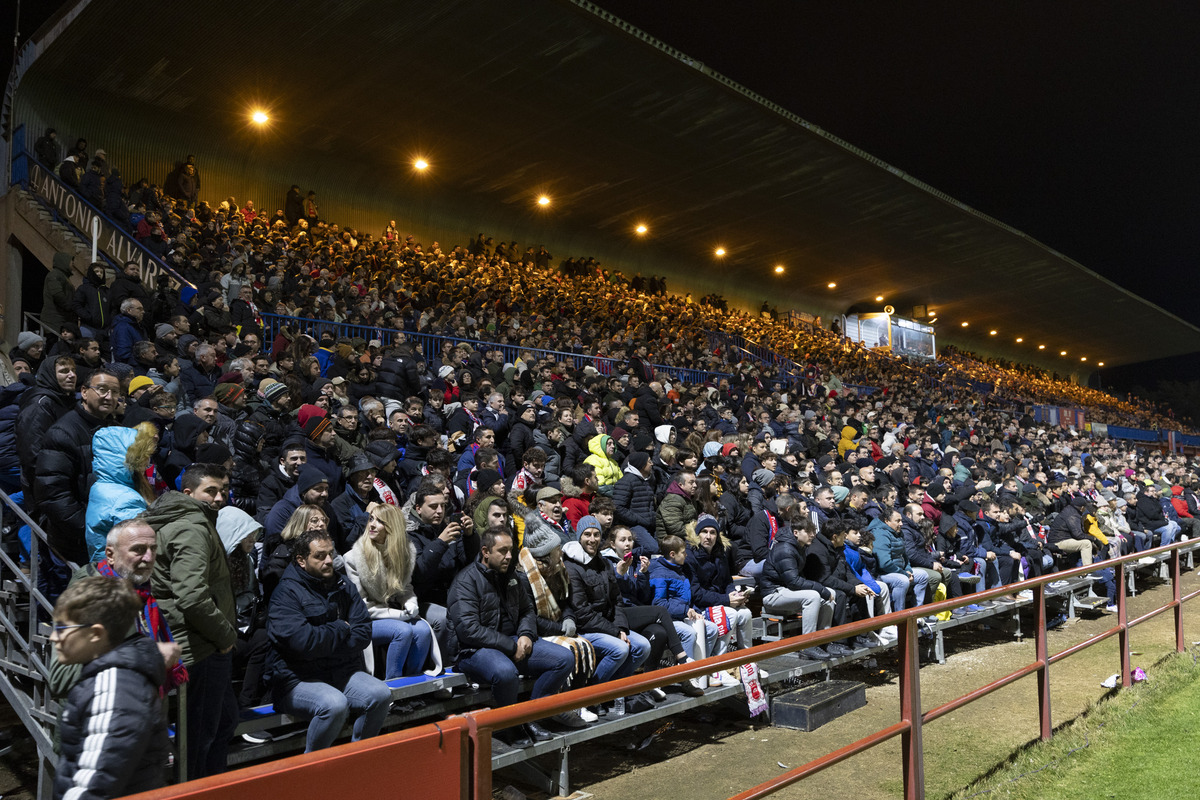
(87, 385), (120, 397)
(50, 623), (88, 640)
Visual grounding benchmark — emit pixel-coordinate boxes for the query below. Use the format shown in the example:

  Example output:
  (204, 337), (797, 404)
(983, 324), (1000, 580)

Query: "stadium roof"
(10, 0), (1200, 370)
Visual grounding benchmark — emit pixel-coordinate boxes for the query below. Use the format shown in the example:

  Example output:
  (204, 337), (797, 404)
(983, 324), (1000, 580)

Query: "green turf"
(950, 651), (1200, 799)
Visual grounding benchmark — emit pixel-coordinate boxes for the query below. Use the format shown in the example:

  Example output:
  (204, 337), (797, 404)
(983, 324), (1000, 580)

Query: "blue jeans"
(1156, 521), (1180, 547)
(879, 572), (912, 611)
(673, 621), (696, 657)
(583, 631), (651, 683)
(186, 650), (238, 779)
(372, 618), (433, 679)
(276, 671), (393, 753)
(457, 638), (574, 706)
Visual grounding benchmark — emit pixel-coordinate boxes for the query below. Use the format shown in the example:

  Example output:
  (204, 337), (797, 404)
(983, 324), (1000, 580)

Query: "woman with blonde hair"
(262, 504), (329, 601)
(345, 504), (437, 679)
(84, 422), (158, 563)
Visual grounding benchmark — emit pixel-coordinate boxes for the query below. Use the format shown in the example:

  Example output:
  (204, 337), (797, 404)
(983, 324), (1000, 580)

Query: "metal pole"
(90, 215), (100, 263)
(1118, 561), (1131, 688)
(1172, 546), (1184, 653)
(898, 618), (924, 800)
(1034, 584), (1052, 741)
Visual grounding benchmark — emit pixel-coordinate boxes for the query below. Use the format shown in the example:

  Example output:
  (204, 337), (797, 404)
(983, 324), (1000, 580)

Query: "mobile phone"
(623, 551), (633, 562)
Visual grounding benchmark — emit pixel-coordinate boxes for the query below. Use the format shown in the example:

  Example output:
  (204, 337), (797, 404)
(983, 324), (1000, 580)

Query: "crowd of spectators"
(13, 133), (1200, 796)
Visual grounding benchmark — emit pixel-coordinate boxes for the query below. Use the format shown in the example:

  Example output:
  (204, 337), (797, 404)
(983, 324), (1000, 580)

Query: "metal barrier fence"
(260, 313), (732, 387)
(120, 537), (1200, 800)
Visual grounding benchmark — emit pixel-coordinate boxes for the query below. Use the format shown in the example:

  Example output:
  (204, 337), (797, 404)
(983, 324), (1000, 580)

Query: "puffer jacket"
(265, 561), (372, 695)
(803, 530), (862, 595)
(562, 540), (628, 638)
(0, 381), (30, 479)
(54, 635), (168, 800)
(41, 252), (75, 336)
(612, 465), (656, 532)
(837, 425), (859, 458)
(562, 418), (596, 477)
(147, 491), (237, 665)
(84, 427), (148, 563)
(583, 434), (622, 486)
(655, 483), (699, 543)
(759, 533), (827, 598)
(447, 558), (536, 659)
(375, 355), (422, 400)
(16, 358), (74, 492)
(230, 419), (266, 514)
(686, 540), (737, 609)
(35, 405), (115, 563)
(648, 556), (695, 620)
(248, 399), (291, 465)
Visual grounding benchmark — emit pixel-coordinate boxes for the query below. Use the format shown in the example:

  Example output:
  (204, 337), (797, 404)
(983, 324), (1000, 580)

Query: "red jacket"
(1171, 486), (1192, 518)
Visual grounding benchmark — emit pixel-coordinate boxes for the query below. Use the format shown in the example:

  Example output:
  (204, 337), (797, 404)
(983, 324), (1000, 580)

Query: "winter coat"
(0, 381), (30, 479)
(84, 427), (149, 563)
(867, 517), (910, 575)
(562, 540), (628, 637)
(1047, 505), (1088, 544)
(804, 530), (862, 595)
(843, 543), (883, 595)
(1132, 492), (1168, 530)
(229, 419), (265, 515)
(613, 466), (656, 532)
(109, 274), (150, 315)
(344, 538), (420, 621)
(53, 635), (168, 800)
(16, 359), (74, 492)
(503, 419), (536, 468)
(447, 559), (537, 659)
(562, 419), (597, 477)
(375, 355), (422, 401)
(648, 556), (694, 620)
(147, 491), (238, 665)
(109, 313), (144, 365)
(584, 434), (622, 486)
(759, 534), (828, 598)
(71, 269), (109, 330)
(686, 541), (737, 609)
(655, 483), (699, 542)
(265, 561), (372, 695)
(407, 512), (481, 609)
(34, 405), (115, 563)
(41, 252), (75, 335)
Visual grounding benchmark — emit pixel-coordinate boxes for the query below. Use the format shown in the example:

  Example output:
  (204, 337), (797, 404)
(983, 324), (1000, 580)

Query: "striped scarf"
(96, 560), (189, 692)
(518, 547), (596, 680)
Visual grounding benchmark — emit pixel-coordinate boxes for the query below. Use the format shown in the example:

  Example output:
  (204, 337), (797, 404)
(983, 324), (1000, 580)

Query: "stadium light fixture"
(989, 330), (997, 335)
(413, 158), (429, 171)
(774, 265), (785, 274)
(251, 110), (269, 125)
(827, 282), (837, 289)
(1060, 350), (1068, 356)
(1098, 361), (1105, 366)
(1038, 345), (1046, 350)
(1016, 337), (1024, 343)
(714, 247), (726, 257)
(537, 195), (551, 207)
(961, 322), (969, 327)
(635, 224), (648, 235)
(875, 295), (884, 302)
(928, 317), (937, 323)
(1080, 356), (1087, 362)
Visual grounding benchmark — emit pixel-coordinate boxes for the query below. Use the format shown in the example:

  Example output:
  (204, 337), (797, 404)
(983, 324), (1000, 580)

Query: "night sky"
(5, 2), (1200, 382)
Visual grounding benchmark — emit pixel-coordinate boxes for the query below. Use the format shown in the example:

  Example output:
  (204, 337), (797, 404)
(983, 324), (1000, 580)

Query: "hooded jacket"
(35, 404), (115, 563)
(584, 434), (622, 486)
(867, 516), (911, 575)
(648, 555), (694, 619)
(837, 425), (859, 458)
(759, 532), (828, 598)
(447, 557), (536, 659)
(54, 634), (169, 800)
(84, 427), (149, 563)
(562, 417), (597, 477)
(41, 252), (75, 335)
(16, 358), (75, 491)
(562, 540), (629, 637)
(71, 265), (110, 330)
(655, 481), (699, 542)
(147, 491), (237, 665)
(613, 464), (656, 533)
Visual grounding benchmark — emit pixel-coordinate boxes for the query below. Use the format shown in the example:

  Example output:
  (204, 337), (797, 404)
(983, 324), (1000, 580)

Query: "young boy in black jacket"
(52, 576), (168, 800)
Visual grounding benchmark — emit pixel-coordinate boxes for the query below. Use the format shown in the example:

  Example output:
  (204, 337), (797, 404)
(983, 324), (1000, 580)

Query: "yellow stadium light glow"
(1060, 350), (1068, 356)
(827, 282), (837, 289)
(1080, 356), (1087, 362)
(537, 195), (551, 207)
(961, 322), (969, 327)
(635, 224), (648, 235)
(875, 295), (884, 302)
(1038, 345), (1046, 350)
(774, 265), (785, 274)
(989, 330), (997, 335)
(714, 247), (726, 257)
(928, 317), (937, 323)
(251, 110), (269, 124)
(413, 158), (429, 171)
(1098, 361), (1105, 366)
(1016, 337), (1024, 343)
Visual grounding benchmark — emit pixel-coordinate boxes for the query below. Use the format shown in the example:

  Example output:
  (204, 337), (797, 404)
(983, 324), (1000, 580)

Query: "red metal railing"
(125, 539), (1199, 800)
(462, 538), (1200, 800)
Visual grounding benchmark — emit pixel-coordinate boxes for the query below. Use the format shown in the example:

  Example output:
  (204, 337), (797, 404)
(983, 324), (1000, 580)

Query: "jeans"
(582, 630), (651, 683)
(879, 571), (912, 611)
(762, 588), (832, 634)
(673, 621), (697, 659)
(419, 602), (451, 658)
(1155, 521), (1180, 547)
(372, 618), (434, 679)
(186, 650), (238, 779)
(741, 558), (764, 578)
(276, 671), (393, 753)
(910, 568), (939, 605)
(457, 637), (574, 706)
(713, 605), (754, 649)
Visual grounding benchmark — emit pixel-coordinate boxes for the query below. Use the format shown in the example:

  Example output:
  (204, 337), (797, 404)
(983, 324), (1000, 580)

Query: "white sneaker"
(578, 706), (599, 723)
(1138, 556), (1157, 566)
(712, 670), (741, 687)
(1017, 589), (1033, 600)
(756, 665), (770, 679)
(648, 687), (667, 702)
(1105, 604), (1119, 613)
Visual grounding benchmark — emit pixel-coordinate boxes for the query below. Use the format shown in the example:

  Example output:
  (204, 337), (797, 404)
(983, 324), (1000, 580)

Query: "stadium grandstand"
(0, 2), (1199, 799)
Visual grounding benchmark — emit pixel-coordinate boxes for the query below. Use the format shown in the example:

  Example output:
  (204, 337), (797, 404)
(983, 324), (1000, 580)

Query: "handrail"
(259, 313), (734, 387)
(9, 141), (195, 291)
(461, 536), (1200, 800)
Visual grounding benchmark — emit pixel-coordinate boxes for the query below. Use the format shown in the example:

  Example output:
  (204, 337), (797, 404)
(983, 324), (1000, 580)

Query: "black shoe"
(852, 635), (881, 649)
(678, 680), (705, 697)
(825, 642), (855, 658)
(495, 726), (532, 746)
(800, 646), (834, 661)
(524, 722), (554, 743)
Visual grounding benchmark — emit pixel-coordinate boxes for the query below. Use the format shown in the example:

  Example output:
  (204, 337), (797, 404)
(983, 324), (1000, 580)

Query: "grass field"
(951, 650), (1200, 800)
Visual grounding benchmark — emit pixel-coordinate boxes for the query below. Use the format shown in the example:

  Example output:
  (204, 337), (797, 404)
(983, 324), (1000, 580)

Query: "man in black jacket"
(447, 527), (573, 741)
(16, 356), (77, 495)
(375, 345), (422, 400)
(265, 529), (391, 753)
(611, 452), (658, 554)
(35, 368), (120, 573)
(255, 440), (306, 519)
(759, 517), (846, 660)
(1047, 496), (1097, 567)
(1133, 483), (1179, 546)
(406, 479), (479, 653)
(803, 520), (877, 650)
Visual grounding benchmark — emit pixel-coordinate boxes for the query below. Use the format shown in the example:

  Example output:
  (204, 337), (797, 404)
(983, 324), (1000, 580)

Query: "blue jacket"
(649, 556), (693, 620)
(686, 542), (735, 609)
(109, 313), (144, 365)
(843, 543), (882, 594)
(85, 427), (149, 563)
(868, 517), (910, 575)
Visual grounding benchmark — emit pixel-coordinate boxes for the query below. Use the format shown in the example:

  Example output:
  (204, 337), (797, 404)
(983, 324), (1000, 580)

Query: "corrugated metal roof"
(11, 0), (1199, 369)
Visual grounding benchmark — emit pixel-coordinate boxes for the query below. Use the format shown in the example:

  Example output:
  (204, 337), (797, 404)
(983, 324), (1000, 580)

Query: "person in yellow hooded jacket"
(837, 425), (859, 459)
(584, 434), (623, 489)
